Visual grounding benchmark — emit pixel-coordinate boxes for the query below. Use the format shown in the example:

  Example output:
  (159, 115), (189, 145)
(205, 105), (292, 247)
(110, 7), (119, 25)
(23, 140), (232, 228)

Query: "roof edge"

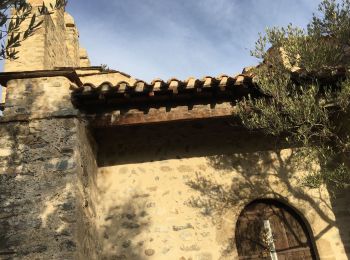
(0, 69), (82, 87)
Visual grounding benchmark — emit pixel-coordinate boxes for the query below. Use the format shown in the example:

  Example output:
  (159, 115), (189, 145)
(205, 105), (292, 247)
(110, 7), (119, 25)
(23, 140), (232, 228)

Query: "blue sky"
(65, 0), (320, 81)
(1, 0), (321, 81)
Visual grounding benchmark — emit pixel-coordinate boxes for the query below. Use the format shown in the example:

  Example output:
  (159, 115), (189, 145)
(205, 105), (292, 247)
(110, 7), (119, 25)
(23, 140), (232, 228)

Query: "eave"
(0, 69), (82, 87)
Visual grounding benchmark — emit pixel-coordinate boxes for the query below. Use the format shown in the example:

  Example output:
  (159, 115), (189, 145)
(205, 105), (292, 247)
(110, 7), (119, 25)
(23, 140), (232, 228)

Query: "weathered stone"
(144, 249), (155, 256)
(173, 223), (194, 231)
(196, 252), (213, 260)
(0, 2), (349, 260)
(122, 240), (131, 248)
(0, 118), (100, 259)
(59, 240), (76, 252)
(60, 201), (75, 211)
(180, 244), (200, 251)
(56, 160), (69, 171)
(121, 222), (140, 229)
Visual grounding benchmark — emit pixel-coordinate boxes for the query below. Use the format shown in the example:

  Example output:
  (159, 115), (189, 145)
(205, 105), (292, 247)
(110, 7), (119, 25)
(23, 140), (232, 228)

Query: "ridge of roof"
(72, 73), (255, 95)
(71, 72), (261, 116)
(74, 64), (258, 91)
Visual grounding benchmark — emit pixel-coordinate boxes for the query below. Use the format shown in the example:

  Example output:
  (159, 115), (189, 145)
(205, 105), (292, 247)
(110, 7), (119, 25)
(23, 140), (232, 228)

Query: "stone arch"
(234, 198), (319, 259)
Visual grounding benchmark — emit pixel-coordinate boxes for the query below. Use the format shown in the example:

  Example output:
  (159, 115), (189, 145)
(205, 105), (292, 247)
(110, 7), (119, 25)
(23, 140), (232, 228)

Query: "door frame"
(235, 198), (320, 260)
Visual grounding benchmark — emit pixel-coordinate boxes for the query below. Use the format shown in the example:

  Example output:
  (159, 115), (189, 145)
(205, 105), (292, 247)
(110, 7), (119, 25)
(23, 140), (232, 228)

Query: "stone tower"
(0, 2), (100, 259)
(4, 0), (90, 72)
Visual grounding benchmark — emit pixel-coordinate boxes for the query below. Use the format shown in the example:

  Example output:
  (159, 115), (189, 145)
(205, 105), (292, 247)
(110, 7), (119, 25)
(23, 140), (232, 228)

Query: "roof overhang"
(0, 69), (82, 87)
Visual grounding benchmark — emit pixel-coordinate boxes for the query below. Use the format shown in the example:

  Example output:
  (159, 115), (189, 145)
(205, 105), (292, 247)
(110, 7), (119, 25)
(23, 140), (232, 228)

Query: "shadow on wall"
(0, 78), (93, 258)
(0, 120), (83, 258)
(99, 192), (151, 260)
(185, 149), (346, 257)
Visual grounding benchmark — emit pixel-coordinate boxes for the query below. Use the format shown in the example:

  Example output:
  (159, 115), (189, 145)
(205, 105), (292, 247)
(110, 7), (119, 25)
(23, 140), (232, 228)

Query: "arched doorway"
(235, 199), (318, 260)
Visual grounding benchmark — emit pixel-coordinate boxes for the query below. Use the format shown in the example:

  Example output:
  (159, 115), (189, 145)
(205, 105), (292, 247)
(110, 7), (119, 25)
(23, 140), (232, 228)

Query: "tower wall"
(0, 77), (101, 259)
(65, 13), (80, 68)
(4, 1), (88, 72)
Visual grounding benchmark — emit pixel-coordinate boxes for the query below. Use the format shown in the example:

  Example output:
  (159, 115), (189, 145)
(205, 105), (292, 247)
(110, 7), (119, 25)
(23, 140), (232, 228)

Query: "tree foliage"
(0, 0), (67, 60)
(237, 0), (350, 189)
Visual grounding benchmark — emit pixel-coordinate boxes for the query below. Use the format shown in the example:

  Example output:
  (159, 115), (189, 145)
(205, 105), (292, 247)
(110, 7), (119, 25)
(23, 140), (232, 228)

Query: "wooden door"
(235, 200), (317, 260)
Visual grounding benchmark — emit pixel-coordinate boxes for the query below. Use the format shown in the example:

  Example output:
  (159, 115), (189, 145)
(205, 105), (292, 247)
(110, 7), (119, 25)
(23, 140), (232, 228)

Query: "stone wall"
(0, 119), (92, 259)
(3, 77), (77, 119)
(0, 74), (349, 259)
(76, 119), (101, 259)
(4, 3), (85, 72)
(44, 10), (71, 69)
(0, 76), (100, 259)
(79, 48), (91, 67)
(4, 18), (46, 72)
(65, 13), (80, 68)
(94, 122), (350, 260)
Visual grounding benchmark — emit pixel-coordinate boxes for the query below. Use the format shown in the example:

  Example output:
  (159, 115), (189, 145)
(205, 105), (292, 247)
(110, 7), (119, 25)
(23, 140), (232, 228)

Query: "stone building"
(0, 1), (349, 260)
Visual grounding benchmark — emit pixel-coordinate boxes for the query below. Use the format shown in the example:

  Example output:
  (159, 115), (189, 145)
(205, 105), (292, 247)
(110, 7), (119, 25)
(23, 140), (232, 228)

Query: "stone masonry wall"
(65, 13), (80, 68)
(75, 119), (101, 259)
(95, 123), (350, 260)
(0, 76), (100, 259)
(4, 3), (82, 72)
(0, 119), (81, 259)
(44, 10), (72, 69)
(3, 19), (46, 72)
(0, 75), (349, 259)
(3, 77), (77, 119)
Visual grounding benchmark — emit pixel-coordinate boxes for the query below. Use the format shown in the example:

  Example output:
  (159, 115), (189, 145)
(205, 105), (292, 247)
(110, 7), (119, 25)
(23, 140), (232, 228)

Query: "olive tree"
(0, 0), (67, 60)
(237, 0), (350, 189)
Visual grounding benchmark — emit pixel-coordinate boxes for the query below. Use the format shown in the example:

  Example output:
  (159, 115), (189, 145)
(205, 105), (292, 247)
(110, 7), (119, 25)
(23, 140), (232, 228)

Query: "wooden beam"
(0, 69), (82, 87)
(90, 105), (235, 127)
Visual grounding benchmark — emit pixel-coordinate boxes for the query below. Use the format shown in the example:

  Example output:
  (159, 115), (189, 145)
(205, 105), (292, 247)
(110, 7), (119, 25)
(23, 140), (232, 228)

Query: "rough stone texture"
(0, 118), (99, 259)
(0, 69), (349, 260)
(65, 13), (80, 68)
(75, 119), (101, 259)
(0, 74), (100, 259)
(2, 75), (348, 259)
(4, 21), (46, 72)
(3, 77), (77, 119)
(44, 9), (72, 69)
(79, 48), (91, 67)
(95, 123), (350, 260)
(0, 1), (349, 259)
(4, 1), (86, 72)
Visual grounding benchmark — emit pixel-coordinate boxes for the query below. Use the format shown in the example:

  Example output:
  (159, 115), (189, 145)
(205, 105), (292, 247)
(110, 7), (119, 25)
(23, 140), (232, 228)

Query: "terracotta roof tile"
(168, 78), (181, 94)
(184, 77), (198, 89)
(72, 72), (261, 114)
(100, 82), (113, 92)
(74, 73), (255, 96)
(151, 78), (166, 92)
(203, 76), (214, 88)
(135, 80), (147, 92)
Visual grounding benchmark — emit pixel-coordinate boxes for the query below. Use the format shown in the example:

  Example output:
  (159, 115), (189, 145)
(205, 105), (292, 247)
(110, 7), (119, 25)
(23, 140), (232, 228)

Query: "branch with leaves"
(237, 0), (350, 190)
(0, 0), (67, 60)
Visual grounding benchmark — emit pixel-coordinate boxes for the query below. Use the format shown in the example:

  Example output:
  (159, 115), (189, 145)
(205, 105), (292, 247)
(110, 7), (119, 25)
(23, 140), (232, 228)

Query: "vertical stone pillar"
(0, 75), (100, 259)
(79, 48), (91, 67)
(4, 0), (84, 72)
(64, 13), (80, 67)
